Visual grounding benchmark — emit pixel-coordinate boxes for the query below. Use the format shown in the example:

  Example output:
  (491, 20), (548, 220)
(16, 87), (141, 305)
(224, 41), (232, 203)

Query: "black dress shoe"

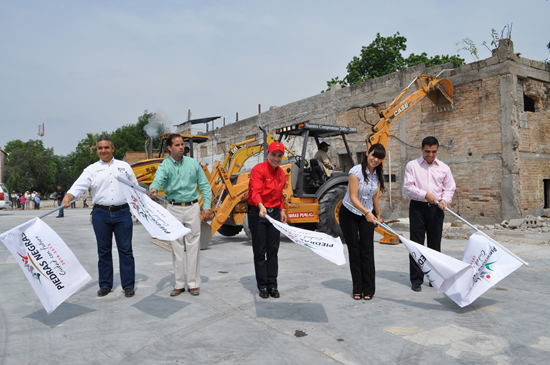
(124, 288), (135, 298)
(259, 288), (269, 298)
(268, 288), (280, 298)
(411, 284), (422, 292)
(97, 288), (111, 297)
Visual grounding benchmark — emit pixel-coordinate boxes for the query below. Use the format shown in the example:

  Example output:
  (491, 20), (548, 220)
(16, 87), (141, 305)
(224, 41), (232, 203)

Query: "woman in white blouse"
(339, 143), (386, 300)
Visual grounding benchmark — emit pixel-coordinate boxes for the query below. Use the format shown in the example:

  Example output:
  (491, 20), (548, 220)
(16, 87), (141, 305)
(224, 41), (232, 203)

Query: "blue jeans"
(91, 206), (135, 290)
(57, 199), (64, 217)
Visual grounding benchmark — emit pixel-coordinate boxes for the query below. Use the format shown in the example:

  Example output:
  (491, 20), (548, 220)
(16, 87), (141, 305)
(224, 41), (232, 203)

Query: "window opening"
(524, 93), (535, 112)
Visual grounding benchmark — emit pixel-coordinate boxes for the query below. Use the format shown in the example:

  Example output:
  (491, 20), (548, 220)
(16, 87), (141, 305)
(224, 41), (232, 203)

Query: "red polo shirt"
(248, 160), (285, 210)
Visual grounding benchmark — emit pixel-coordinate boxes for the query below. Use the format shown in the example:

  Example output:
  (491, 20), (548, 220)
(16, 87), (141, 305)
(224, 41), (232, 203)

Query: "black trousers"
(409, 200), (445, 285)
(339, 205), (375, 296)
(248, 205), (281, 291)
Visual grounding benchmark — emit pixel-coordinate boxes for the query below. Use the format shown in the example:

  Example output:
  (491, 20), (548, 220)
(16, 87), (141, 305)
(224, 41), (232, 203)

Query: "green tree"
(70, 133), (100, 173)
(51, 110), (171, 189)
(4, 139), (56, 194)
(325, 32), (465, 90)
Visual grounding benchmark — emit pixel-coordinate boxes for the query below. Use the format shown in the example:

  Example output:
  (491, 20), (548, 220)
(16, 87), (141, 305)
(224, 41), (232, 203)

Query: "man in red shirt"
(248, 142), (287, 298)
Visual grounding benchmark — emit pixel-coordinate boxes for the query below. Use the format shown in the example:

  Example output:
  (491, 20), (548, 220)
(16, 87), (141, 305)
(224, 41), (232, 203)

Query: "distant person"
(247, 142), (287, 299)
(11, 191), (17, 210)
(339, 143), (386, 301)
(24, 191), (31, 210)
(403, 136), (456, 292)
(20, 194), (26, 210)
(314, 141), (338, 177)
(62, 134), (137, 298)
(82, 191), (89, 208)
(54, 186), (65, 218)
(34, 194), (41, 210)
(183, 146), (190, 156)
(150, 134), (212, 297)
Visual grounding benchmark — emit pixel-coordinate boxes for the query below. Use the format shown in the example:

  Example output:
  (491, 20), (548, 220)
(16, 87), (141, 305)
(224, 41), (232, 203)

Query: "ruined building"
(178, 40), (550, 224)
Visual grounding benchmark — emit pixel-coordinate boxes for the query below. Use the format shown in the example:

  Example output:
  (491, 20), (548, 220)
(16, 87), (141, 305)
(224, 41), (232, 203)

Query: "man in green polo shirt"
(150, 134), (212, 297)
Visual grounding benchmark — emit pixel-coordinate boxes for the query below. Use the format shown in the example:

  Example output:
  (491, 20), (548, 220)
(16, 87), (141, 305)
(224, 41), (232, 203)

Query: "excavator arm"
(365, 74), (453, 148)
(357, 74), (453, 244)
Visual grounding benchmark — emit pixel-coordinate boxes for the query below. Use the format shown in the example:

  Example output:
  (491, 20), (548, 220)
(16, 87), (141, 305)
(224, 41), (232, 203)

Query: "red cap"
(267, 142), (285, 153)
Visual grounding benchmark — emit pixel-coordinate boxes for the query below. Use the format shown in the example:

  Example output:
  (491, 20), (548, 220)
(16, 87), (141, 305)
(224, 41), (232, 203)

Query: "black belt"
(95, 203), (129, 211)
(249, 205), (279, 213)
(171, 199), (198, 206)
(413, 200), (437, 207)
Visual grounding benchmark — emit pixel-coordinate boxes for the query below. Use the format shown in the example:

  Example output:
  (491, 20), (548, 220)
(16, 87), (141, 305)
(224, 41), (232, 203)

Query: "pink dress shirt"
(403, 157), (456, 203)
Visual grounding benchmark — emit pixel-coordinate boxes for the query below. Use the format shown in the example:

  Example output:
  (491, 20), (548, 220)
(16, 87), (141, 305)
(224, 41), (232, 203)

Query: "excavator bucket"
(426, 77), (453, 106)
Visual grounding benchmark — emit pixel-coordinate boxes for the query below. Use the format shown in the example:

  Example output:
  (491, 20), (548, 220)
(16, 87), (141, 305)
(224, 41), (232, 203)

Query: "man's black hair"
(96, 134), (114, 147)
(421, 136), (439, 148)
(166, 134), (183, 147)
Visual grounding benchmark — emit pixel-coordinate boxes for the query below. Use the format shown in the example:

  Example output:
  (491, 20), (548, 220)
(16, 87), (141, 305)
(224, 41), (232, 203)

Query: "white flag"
(0, 217), (92, 314)
(117, 177), (191, 241)
(400, 236), (472, 292)
(445, 232), (523, 307)
(266, 215), (346, 265)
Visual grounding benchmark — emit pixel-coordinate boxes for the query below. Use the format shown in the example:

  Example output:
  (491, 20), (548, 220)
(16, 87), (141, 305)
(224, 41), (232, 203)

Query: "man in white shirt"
(62, 135), (137, 298)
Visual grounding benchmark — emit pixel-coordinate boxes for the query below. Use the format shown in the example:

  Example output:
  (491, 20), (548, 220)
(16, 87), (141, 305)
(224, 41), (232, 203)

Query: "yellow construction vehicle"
(130, 133), (210, 188)
(201, 128), (295, 238)
(202, 74), (453, 244)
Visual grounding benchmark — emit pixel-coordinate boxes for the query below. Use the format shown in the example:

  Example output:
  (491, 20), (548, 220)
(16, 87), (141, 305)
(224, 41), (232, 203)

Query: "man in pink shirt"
(403, 136), (456, 292)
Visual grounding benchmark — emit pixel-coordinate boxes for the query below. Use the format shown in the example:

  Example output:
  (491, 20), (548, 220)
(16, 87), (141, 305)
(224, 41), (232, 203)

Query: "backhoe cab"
(274, 122), (357, 239)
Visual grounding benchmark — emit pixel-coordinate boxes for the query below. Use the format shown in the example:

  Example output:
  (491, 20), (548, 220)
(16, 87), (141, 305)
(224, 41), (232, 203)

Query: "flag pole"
(38, 199), (78, 219)
(445, 207), (529, 266)
(377, 221), (401, 239)
(115, 175), (167, 203)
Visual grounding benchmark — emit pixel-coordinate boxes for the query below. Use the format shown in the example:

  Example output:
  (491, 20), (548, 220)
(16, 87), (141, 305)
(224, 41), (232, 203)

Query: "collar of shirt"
(152, 155), (211, 206)
(419, 156), (440, 167)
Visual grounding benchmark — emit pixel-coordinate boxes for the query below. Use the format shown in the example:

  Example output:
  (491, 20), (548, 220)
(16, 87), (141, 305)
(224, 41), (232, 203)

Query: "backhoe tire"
(217, 224), (243, 237)
(317, 184), (347, 240)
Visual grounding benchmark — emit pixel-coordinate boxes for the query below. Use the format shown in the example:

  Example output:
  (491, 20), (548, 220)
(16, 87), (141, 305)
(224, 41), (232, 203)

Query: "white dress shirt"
(343, 164), (379, 216)
(68, 158), (137, 206)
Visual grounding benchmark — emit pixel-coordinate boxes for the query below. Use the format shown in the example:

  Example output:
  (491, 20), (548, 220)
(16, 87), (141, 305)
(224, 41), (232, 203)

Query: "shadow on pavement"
(255, 301), (329, 323)
(321, 278), (352, 295)
(239, 275), (257, 294)
(133, 294), (190, 319)
(25, 303), (96, 328)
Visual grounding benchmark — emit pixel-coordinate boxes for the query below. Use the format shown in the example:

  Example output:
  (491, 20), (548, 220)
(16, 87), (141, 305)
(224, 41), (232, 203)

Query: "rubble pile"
(387, 215), (550, 241)
(443, 214), (550, 240)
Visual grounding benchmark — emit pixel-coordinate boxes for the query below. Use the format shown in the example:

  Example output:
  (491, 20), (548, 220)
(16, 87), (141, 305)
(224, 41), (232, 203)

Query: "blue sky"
(1, 0), (548, 155)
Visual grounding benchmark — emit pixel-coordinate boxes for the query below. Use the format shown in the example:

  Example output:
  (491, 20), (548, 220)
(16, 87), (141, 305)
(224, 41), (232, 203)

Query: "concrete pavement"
(1, 208), (549, 364)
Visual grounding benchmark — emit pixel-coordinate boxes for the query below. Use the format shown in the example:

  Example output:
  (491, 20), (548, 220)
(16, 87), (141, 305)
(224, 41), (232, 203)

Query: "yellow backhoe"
(201, 74), (453, 245)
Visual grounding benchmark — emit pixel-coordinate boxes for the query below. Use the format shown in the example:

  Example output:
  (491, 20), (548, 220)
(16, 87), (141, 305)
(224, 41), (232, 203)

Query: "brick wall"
(191, 41), (549, 223)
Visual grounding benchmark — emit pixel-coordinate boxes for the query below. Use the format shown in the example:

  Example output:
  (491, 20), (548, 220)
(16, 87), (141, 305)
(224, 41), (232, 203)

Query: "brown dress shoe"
(170, 288), (184, 297)
(189, 288), (200, 296)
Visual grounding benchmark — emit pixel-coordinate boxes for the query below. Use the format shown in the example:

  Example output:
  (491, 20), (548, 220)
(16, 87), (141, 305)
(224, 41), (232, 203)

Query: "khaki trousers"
(167, 203), (201, 289)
